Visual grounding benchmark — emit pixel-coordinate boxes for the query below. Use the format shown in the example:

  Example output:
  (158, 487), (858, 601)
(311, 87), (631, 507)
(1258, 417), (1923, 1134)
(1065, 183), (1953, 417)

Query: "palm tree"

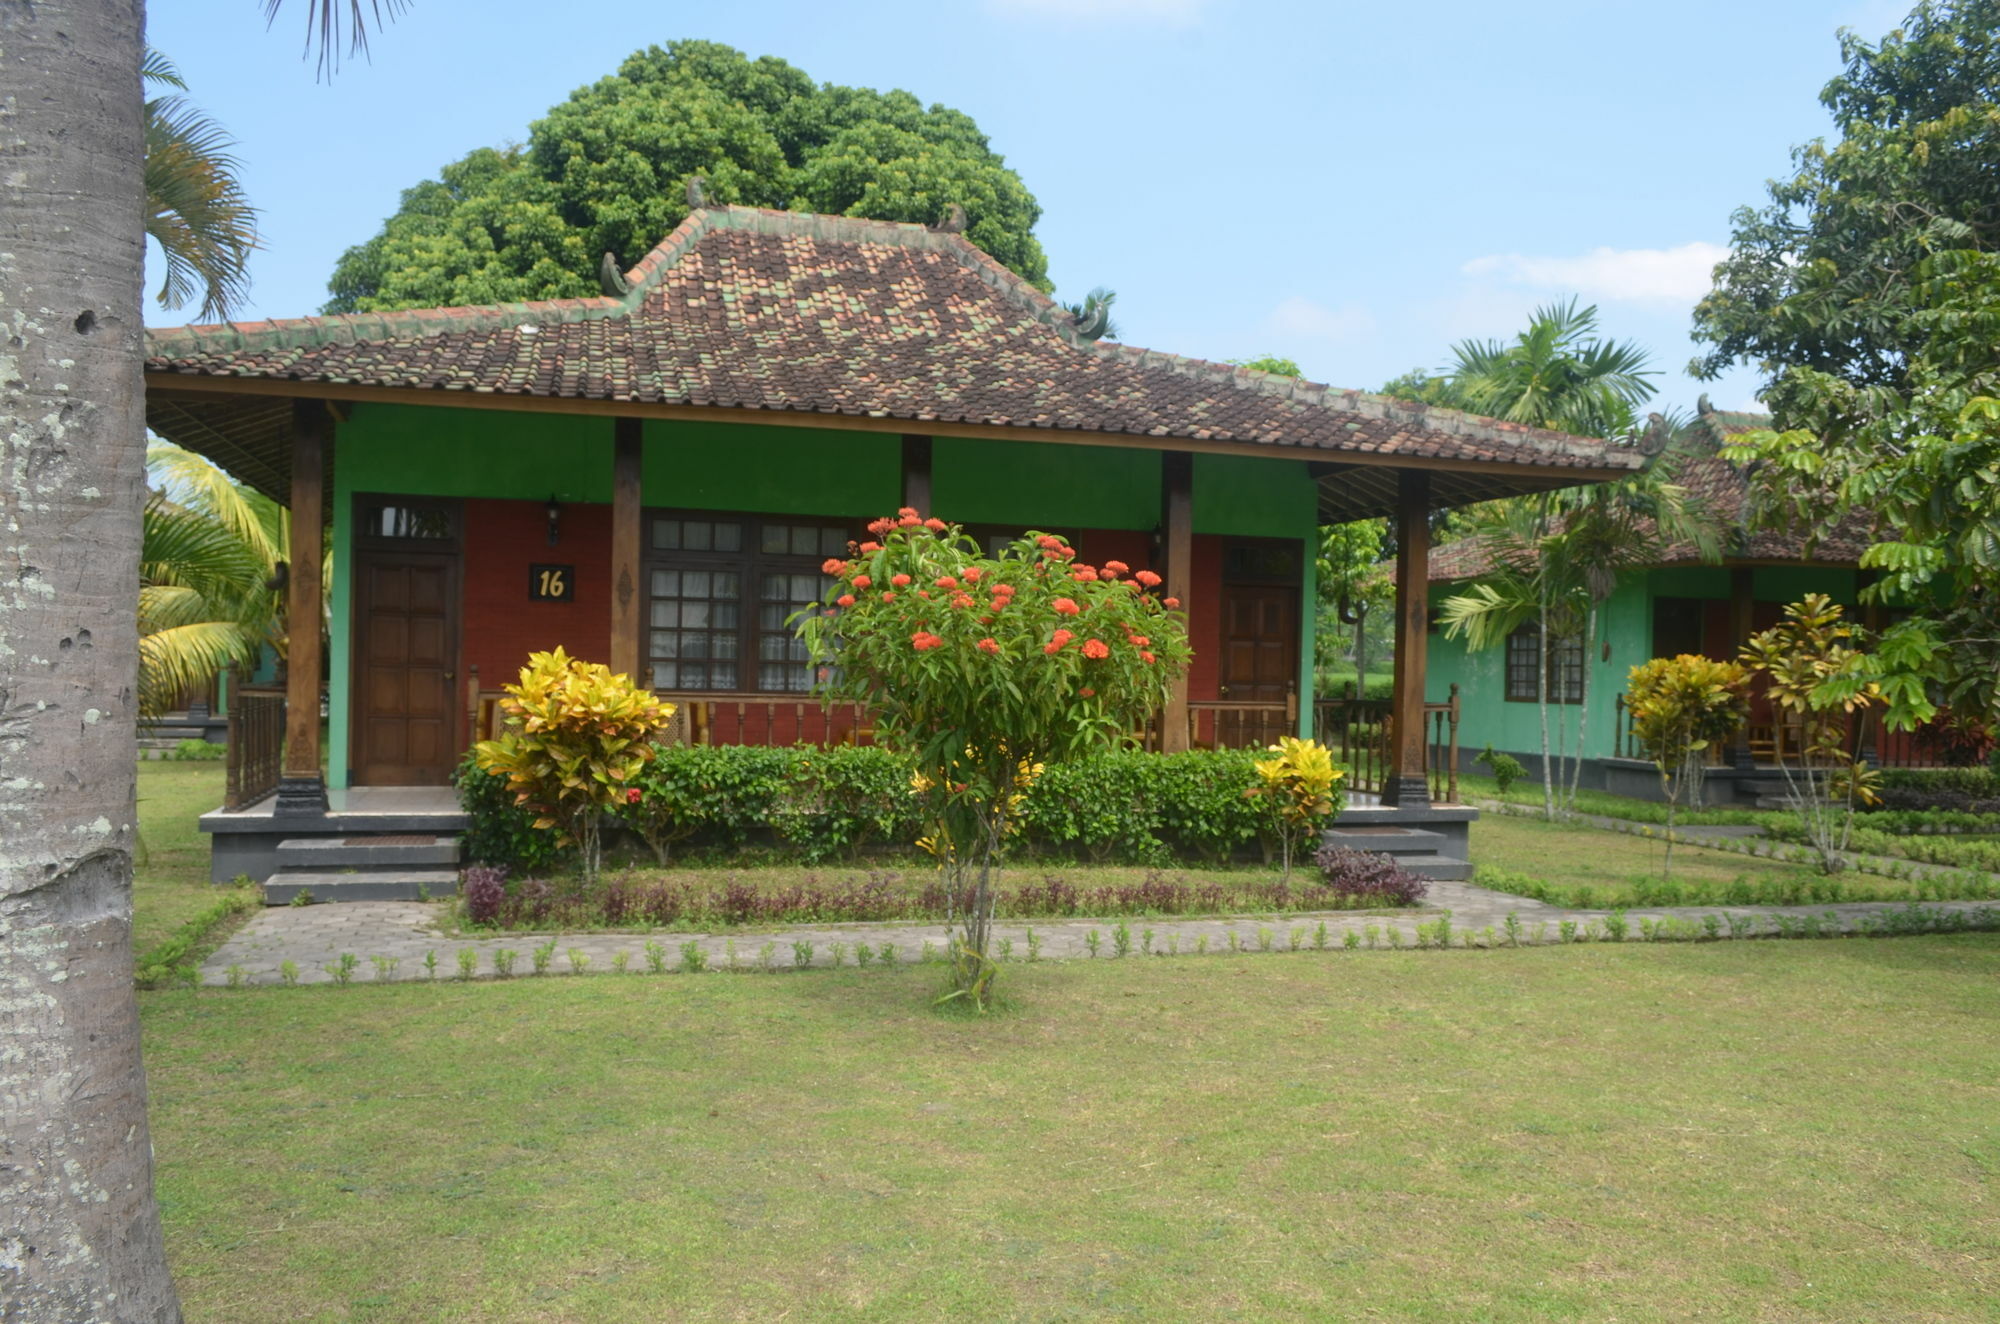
(3, 6), (393, 1314)
(1446, 298), (1659, 438)
(139, 444), (298, 716)
(144, 48), (261, 322)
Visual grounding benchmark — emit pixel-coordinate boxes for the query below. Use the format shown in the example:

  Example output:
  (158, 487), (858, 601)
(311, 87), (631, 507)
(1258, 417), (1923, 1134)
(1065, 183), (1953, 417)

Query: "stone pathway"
(199, 876), (1999, 986)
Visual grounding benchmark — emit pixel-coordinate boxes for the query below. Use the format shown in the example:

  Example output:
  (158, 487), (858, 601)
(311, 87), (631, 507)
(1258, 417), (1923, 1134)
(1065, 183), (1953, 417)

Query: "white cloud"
(1266, 295), (1375, 344)
(984, 0), (1203, 25)
(1460, 241), (1729, 305)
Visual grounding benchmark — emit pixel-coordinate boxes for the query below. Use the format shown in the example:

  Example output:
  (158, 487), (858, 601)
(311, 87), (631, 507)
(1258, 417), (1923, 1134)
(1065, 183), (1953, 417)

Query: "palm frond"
(139, 622), (260, 717)
(264, 0), (411, 80)
(144, 72), (259, 320)
(147, 443), (286, 567)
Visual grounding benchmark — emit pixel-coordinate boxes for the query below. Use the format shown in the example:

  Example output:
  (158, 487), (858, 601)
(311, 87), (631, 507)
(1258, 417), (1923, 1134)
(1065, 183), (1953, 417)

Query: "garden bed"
(448, 860), (1430, 934)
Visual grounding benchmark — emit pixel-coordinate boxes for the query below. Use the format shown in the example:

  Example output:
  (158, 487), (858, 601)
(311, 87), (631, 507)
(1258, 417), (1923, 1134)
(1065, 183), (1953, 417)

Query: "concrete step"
(1394, 855), (1472, 881)
(276, 834), (460, 868)
(1319, 826), (1449, 855)
(263, 869), (458, 905)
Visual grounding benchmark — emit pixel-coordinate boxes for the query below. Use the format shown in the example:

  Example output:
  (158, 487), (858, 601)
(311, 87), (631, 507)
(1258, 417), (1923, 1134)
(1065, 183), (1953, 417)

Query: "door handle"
(445, 671), (455, 683)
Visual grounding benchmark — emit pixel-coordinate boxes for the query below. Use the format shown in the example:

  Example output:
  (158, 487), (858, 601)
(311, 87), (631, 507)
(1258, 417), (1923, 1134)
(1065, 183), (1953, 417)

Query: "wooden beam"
(901, 434), (933, 515)
(611, 418), (644, 682)
(1728, 566), (1756, 771)
(143, 373), (1646, 484)
(277, 399), (330, 815)
(1383, 470), (1431, 808)
(1161, 451), (1193, 754)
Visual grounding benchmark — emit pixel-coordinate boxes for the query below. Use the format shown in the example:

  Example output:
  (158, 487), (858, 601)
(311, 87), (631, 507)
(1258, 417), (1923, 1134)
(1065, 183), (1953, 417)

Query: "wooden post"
(1161, 451), (1193, 753)
(1729, 566), (1756, 771)
(612, 418), (644, 682)
(276, 399), (329, 815)
(1383, 469), (1431, 807)
(901, 434), (933, 516)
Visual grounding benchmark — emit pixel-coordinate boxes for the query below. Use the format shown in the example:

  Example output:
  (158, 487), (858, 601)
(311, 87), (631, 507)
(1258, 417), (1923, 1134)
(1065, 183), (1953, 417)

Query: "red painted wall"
(461, 497), (613, 693)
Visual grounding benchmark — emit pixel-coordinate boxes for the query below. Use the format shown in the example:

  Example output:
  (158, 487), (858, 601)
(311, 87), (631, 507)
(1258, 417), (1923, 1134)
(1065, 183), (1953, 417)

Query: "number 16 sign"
(529, 564), (575, 602)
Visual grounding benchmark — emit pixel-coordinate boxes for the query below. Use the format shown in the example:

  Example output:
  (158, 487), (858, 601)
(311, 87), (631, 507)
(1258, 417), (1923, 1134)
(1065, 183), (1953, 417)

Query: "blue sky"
(147, 0), (1918, 416)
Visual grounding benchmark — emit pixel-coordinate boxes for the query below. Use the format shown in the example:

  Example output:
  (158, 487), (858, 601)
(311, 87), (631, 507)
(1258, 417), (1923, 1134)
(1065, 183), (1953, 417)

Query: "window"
(1505, 621), (1584, 703)
(357, 499), (455, 541)
(644, 513), (852, 693)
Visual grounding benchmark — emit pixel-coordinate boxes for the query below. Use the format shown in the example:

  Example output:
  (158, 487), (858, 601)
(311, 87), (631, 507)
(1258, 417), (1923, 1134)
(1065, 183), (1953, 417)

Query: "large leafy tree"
(326, 40), (1051, 312)
(1694, 1), (1999, 727)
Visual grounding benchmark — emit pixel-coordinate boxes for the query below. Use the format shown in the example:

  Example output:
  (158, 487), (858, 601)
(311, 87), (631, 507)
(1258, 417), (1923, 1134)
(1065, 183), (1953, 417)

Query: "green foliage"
(1473, 746), (1525, 797)
(462, 743), (1279, 869)
(1624, 655), (1753, 856)
(473, 648), (676, 882)
(1245, 737), (1346, 879)
(773, 745), (923, 863)
(167, 738), (226, 761)
(143, 47), (258, 321)
(1423, 299), (1660, 439)
(326, 40), (1050, 312)
(133, 878), (260, 988)
(453, 750), (570, 873)
(616, 743), (792, 862)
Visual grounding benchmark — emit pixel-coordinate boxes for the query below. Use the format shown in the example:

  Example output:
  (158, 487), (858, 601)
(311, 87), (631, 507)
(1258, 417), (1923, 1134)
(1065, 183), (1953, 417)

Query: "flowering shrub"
(1245, 737), (1346, 879)
(798, 512), (1191, 1002)
(473, 647), (676, 883)
(462, 864), (509, 926)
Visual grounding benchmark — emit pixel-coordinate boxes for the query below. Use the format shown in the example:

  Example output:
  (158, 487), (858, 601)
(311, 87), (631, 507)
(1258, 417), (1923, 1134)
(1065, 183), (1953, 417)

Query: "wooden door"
(354, 551), (459, 785)
(1221, 585), (1298, 703)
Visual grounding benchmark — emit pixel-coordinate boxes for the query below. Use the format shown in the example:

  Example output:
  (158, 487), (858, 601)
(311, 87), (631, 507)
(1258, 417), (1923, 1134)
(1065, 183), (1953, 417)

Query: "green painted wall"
(642, 420), (900, 515)
(1192, 453), (1319, 537)
(932, 438), (1161, 530)
(1430, 561), (1868, 768)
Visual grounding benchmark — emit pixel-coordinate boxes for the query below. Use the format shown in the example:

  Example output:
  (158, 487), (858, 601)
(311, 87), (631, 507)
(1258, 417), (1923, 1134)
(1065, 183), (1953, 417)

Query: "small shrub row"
(458, 744), (1283, 871)
(136, 876), (261, 987)
(1470, 865), (1939, 909)
(1874, 767), (2000, 813)
(453, 861), (1426, 933)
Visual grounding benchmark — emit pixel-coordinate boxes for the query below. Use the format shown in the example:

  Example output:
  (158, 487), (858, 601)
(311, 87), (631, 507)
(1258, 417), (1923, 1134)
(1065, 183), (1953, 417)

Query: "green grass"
(141, 937), (2000, 1321)
(1465, 813), (1990, 907)
(1455, 772), (1773, 827)
(135, 762), (231, 956)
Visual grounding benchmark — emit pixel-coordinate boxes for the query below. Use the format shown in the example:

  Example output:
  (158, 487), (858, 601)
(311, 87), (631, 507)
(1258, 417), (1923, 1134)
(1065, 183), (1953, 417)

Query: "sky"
(146, 0), (1921, 418)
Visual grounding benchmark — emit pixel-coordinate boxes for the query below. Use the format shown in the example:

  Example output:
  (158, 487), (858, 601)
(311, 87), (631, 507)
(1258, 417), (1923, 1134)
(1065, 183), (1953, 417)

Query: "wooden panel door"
(1221, 586), (1298, 703)
(355, 552), (459, 785)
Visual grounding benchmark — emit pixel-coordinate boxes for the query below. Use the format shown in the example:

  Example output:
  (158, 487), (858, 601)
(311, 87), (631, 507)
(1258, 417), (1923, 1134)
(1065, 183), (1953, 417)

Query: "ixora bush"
(1624, 654), (1751, 874)
(473, 648), (677, 883)
(799, 512), (1191, 1006)
(1246, 736), (1345, 879)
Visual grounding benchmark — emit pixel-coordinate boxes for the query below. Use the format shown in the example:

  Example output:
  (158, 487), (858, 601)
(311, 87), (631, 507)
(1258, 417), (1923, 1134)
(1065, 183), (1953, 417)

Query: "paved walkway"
(200, 876), (1999, 986)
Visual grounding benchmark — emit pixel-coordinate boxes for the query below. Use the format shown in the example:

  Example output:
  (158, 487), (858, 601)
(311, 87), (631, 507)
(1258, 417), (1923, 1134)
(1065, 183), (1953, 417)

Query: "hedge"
(458, 744), (1282, 870)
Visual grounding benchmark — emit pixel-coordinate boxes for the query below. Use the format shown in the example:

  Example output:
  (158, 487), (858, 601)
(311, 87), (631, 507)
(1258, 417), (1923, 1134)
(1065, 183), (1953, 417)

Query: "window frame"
(641, 509), (860, 695)
(1503, 620), (1585, 704)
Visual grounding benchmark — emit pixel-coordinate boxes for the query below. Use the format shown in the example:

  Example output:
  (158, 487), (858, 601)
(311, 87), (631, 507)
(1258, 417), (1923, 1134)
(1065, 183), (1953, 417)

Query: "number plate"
(529, 563), (575, 602)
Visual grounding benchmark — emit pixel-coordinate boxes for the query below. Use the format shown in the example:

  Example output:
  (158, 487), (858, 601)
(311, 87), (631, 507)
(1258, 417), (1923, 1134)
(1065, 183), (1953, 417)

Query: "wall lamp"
(546, 495), (562, 546)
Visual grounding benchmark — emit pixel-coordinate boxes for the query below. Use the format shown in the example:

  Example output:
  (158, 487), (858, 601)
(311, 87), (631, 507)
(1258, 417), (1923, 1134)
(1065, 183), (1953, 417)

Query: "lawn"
(135, 761), (229, 956)
(142, 937), (2000, 1322)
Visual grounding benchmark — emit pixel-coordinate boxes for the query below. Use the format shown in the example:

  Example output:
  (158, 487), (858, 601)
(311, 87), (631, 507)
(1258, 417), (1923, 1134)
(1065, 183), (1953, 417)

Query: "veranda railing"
(224, 676), (285, 809)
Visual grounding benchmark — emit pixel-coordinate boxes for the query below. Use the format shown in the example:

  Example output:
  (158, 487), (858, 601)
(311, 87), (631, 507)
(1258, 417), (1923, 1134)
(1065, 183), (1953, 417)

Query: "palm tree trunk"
(1537, 583), (1554, 821)
(1569, 603), (1597, 811)
(0, 5), (182, 1319)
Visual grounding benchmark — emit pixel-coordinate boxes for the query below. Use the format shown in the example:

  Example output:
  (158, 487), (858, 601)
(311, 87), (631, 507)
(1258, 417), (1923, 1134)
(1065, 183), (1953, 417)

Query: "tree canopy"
(326, 41), (1051, 312)
(1691, 0), (2000, 406)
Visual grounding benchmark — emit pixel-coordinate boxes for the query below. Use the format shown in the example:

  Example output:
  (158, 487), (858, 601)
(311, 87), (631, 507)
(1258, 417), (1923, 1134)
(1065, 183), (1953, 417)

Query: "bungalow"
(1423, 399), (1960, 802)
(144, 203), (1643, 891)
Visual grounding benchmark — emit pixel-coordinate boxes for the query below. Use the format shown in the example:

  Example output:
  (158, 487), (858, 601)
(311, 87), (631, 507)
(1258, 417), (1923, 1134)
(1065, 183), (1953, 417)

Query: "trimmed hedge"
(1873, 767), (2000, 814)
(458, 744), (1281, 869)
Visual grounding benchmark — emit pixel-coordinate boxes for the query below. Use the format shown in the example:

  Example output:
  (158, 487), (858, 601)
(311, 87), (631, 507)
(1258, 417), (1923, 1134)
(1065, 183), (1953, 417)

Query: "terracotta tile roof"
(147, 207), (1643, 484)
(1427, 403), (1875, 582)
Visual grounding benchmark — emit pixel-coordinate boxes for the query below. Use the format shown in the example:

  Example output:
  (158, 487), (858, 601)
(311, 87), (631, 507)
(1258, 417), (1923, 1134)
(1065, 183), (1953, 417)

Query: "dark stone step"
(263, 869), (458, 905)
(276, 835), (460, 868)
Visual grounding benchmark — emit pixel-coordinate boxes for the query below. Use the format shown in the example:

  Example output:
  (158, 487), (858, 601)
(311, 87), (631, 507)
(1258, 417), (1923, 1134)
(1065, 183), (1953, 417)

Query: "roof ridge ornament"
(686, 174), (710, 210)
(929, 202), (967, 234)
(598, 252), (631, 297)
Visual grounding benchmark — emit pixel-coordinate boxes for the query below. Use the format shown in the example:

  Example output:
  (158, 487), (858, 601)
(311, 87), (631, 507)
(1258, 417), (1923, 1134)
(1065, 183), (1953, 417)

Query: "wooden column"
(611, 418), (644, 682)
(276, 399), (330, 815)
(1728, 566), (1756, 770)
(901, 434), (933, 516)
(1383, 469), (1431, 808)
(1161, 451), (1193, 753)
